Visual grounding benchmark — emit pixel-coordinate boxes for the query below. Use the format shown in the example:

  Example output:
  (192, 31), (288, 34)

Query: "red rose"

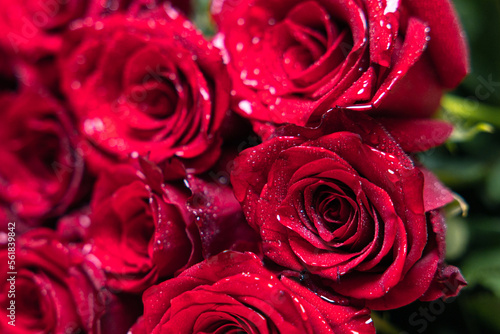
(231, 109), (466, 309)
(0, 89), (83, 226)
(60, 5), (230, 177)
(91, 0), (193, 17)
(84, 164), (202, 293)
(0, 229), (114, 334)
(134, 251), (375, 333)
(0, 0), (89, 56)
(212, 0), (469, 128)
(83, 154), (259, 294)
(184, 173), (262, 259)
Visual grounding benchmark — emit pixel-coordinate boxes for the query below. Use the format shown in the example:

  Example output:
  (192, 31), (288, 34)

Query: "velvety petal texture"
(60, 4), (230, 176)
(0, 229), (108, 333)
(85, 163), (203, 293)
(137, 251), (375, 333)
(231, 109), (465, 309)
(0, 0), (191, 58)
(212, 0), (469, 129)
(0, 88), (83, 226)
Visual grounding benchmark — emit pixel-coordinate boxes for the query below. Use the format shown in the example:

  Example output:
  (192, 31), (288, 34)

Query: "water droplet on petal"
(238, 100), (253, 115)
(71, 81), (81, 90)
(200, 87), (210, 101)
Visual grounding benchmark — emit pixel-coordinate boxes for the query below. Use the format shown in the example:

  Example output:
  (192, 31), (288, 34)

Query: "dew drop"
(200, 87), (210, 101)
(71, 80), (81, 90)
(83, 118), (104, 135)
(238, 100), (253, 115)
(76, 55), (86, 65)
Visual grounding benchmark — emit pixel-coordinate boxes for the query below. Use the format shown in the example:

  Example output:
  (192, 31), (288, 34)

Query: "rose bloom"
(0, 0), (191, 56)
(84, 164), (202, 293)
(0, 1), (192, 94)
(0, 229), (138, 334)
(60, 5), (230, 176)
(83, 157), (259, 294)
(231, 109), (466, 310)
(0, 0), (88, 56)
(131, 251), (375, 334)
(0, 88), (83, 227)
(212, 0), (469, 129)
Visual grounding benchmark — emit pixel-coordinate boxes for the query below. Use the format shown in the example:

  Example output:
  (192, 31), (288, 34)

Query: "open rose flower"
(0, 0), (88, 57)
(84, 156), (258, 294)
(84, 164), (202, 293)
(132, 251), (375, 333)
(0, 89), (83, 226)
(231, 109), (466, 309)
(92, 0), (192, 18)
(0, 0), (191, 56)
(60, 5), (230, 176)
(213, 0), (469, 129)
(0, 229), (135, 334)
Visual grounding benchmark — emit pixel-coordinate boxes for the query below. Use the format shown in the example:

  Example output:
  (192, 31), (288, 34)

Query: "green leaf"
(485, 158), (500, 204)
(463, 293), (500, 332)
(441, 95), (500, 129)
(445, 217), (470, 261)
(462, 249), (500, 297)
(193, 0), (215, 36)
(371, 312), (401, 334)
(448, 122), (494, 143)
(420, 156), (488, 188)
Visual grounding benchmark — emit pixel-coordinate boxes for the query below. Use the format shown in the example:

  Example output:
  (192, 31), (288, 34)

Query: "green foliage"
(463, 249), (500, 297)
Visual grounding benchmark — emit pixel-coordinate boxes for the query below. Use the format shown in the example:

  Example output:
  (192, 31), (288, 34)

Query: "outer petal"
(405, 0), (469, 88)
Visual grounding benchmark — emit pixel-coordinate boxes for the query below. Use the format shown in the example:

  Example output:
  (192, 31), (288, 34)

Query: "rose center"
(316, 188), (354, 229)
(278, 1), (351, 77)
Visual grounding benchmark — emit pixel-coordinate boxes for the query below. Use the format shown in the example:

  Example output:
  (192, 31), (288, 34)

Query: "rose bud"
(231, 109), (466, 310)
(131, 251), (375, 333)
(60, 4), (230, 178)
(212, 0), (469, 133)
(0, 228), (138, 334)
(0, 88), (84, 227)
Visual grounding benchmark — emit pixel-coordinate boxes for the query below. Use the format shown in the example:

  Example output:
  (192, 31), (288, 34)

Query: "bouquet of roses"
(0, 0), (471, 333)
